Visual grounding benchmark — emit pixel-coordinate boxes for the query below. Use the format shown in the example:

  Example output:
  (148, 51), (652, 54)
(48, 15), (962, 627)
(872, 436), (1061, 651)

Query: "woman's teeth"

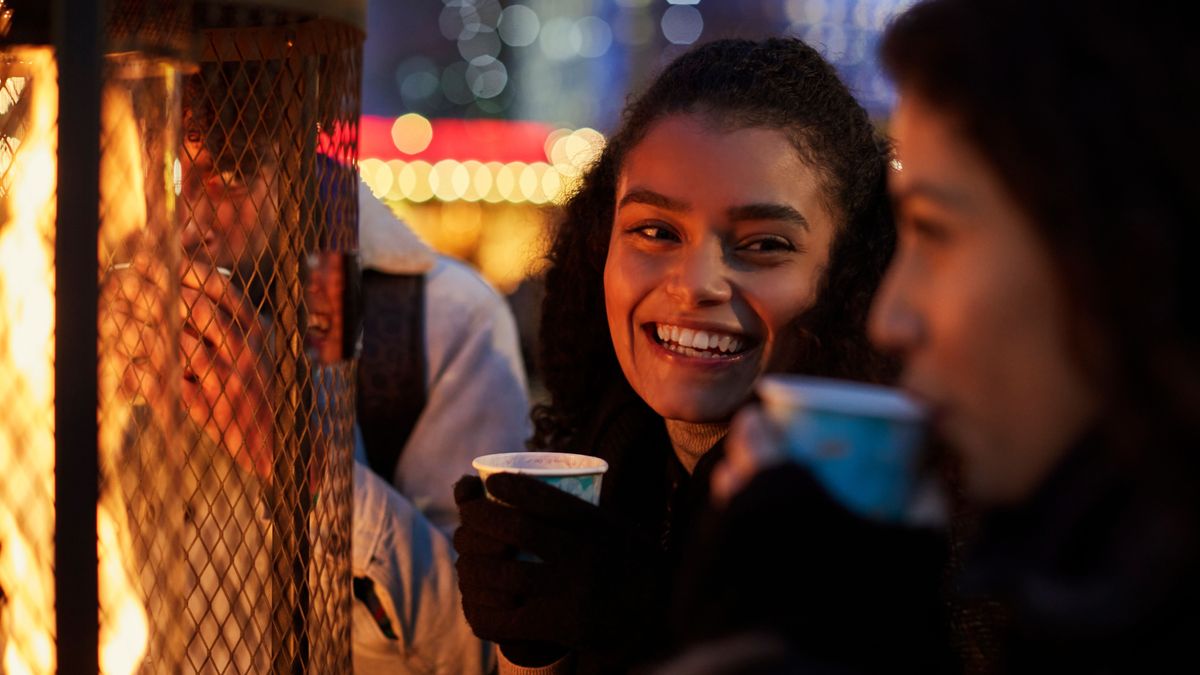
(654, 323), (745, 358)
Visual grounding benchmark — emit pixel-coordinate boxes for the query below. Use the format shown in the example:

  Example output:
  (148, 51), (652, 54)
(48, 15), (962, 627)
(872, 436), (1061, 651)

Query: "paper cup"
(757, 375), (927, 523)
(472, 452), (609, 506)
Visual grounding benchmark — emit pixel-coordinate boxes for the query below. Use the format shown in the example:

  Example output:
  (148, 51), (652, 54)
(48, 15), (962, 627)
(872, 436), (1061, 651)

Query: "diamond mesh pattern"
(97, 52), (192, 675)
(172, 10), (361, 673)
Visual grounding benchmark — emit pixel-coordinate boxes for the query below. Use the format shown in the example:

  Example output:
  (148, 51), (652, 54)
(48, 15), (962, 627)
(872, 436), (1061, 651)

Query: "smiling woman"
(604, 114), (837, 423)
(451, 38), (899, 674)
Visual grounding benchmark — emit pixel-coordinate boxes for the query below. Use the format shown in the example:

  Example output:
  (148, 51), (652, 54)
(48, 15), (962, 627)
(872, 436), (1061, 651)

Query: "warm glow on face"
(1, 47), (151, 675)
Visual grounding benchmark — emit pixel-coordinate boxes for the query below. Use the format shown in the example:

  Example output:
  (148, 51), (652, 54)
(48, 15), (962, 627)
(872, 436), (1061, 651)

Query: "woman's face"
(604, 113), (837, 423)
(869, 94), (1099, 505)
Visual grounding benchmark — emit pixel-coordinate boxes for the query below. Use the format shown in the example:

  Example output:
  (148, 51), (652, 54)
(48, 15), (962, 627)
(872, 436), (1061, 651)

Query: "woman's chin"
(644, 393), (741, 425)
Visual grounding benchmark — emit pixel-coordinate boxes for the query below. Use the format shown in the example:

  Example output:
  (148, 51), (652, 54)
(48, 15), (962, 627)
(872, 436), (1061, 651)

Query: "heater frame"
(53, 0), (102, 671)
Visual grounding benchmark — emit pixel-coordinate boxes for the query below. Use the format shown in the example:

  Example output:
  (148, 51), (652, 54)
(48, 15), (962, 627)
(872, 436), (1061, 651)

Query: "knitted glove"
(674, 462), (955, 673)
(453, 472), (669, 670)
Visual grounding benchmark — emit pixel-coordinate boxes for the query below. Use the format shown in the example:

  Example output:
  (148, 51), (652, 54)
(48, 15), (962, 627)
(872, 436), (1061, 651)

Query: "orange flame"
(1, 47), (60, 675)
(1, 46), (152, 675)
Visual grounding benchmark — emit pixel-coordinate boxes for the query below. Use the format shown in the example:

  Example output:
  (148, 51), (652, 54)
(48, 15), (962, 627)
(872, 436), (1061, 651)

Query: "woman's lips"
(901, 385), (948, 433)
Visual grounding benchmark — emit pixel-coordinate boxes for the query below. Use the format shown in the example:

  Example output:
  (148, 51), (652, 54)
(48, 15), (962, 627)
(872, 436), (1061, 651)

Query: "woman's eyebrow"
(727, 203), (809, 231)
(890, 179), (971, 211)
(617, 187), (690, 212)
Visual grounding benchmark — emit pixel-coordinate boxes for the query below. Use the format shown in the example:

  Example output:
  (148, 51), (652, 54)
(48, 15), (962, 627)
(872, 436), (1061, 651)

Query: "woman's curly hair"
(530, 38), (897, 452)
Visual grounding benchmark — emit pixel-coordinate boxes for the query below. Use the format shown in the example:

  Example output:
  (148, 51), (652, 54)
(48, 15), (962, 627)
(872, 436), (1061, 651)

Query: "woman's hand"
(452, 472), (669, 668)
(710, 405), (788, 505)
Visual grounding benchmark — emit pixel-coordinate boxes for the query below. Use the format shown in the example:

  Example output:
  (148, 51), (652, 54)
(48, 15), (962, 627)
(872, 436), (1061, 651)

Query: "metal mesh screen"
(97, 51), (192, 675)
(176, 6), (361, 672)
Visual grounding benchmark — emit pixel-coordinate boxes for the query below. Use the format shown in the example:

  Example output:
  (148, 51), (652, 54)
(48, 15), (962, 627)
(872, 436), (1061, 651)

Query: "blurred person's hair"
(882, 0), (1200, 454)
(530, 38), (897, 452)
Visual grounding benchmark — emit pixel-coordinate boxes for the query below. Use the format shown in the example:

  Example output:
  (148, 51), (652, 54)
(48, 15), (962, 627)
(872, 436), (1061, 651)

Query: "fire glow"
(0, 46), (149, 675)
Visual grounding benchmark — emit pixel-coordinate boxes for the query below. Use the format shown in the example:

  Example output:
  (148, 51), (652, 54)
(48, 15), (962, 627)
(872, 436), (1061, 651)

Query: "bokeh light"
(458, 30), (502, 63)
(361, 125), (606, 206)
(541, 166), (563, 204)
(498, 4), (540, 47)
(463, 160), (488, 201)
(571, 16), (613, 58)
(539, 16), (578, 60)
(359, 158), (388, 198)
(662, 4), (704, 45)
(390, 113), (434, 154)
(544, 127), (572, 165)
(385, 159), (406, 201)
(483, 161), (506, 203)
(496, 162), (521, 202)
(439, 2), (475, 40)
(405, 161), (435, 203)
(395, 56), (441, 111)
(466, 57), (509, 99)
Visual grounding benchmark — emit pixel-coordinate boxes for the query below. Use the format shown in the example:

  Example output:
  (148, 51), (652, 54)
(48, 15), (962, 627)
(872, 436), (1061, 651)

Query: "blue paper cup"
(757, 375), (929, 524)
(471, 452), (609, 506)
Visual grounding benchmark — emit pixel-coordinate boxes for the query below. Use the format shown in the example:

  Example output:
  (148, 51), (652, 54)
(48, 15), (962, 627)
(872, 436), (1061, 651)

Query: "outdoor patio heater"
(0, 0), (363, 672)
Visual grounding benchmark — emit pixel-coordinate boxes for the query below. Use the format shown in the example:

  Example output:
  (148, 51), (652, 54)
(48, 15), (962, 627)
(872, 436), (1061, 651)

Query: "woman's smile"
(648, 321), (751, 359)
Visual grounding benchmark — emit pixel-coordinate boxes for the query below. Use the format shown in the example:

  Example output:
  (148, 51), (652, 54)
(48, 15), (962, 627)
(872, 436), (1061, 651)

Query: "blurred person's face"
(604, 113), (837, 423)
(179, 139), (278, 268)
(869, 94), (1099, 505)
(304, 251), (345, 365)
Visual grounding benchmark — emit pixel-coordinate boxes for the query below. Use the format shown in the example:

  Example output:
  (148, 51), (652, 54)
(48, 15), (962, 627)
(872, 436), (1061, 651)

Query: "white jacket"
(352, 182), (529, 674)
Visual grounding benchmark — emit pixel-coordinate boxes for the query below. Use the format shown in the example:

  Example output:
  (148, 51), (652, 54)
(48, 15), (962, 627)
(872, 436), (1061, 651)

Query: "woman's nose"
(666, 241), (733, 307)
(868, 253), (926, 356)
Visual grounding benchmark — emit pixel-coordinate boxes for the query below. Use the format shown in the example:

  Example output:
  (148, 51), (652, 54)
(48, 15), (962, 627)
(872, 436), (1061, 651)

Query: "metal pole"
(54, 0), (102, 672)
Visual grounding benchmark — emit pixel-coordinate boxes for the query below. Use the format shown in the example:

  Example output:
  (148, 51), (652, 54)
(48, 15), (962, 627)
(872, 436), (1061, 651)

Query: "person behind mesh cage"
(174, 57), (521, 673)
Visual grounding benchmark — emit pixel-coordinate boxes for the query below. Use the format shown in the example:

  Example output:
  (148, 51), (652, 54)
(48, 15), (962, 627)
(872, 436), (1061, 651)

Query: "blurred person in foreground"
(683, 1), (1200, 673)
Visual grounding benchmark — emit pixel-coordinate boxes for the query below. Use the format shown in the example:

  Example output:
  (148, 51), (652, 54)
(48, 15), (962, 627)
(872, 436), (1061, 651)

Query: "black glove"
(674, 463), (955, 673)
(453, 472), (670, 670)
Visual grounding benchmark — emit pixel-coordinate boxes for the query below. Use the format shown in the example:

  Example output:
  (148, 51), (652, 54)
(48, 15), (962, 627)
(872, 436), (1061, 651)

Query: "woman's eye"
(904, 215), (951, 243)
(633, 224), (680, 242)
(739, 236), (795, 253)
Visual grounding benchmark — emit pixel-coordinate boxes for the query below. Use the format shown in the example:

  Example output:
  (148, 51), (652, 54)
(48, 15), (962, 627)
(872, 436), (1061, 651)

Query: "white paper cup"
(757, 375), (928, 523)
(472, 452), (609, 506)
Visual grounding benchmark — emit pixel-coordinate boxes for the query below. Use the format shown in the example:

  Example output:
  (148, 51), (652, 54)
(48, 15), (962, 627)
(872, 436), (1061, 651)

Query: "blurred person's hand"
(180, 261), (275, 481)
(100, 254), (176, 433)
(453, 473), (669, 669)
(680, 407), (955, 673)
(709, 405), (788, 505)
